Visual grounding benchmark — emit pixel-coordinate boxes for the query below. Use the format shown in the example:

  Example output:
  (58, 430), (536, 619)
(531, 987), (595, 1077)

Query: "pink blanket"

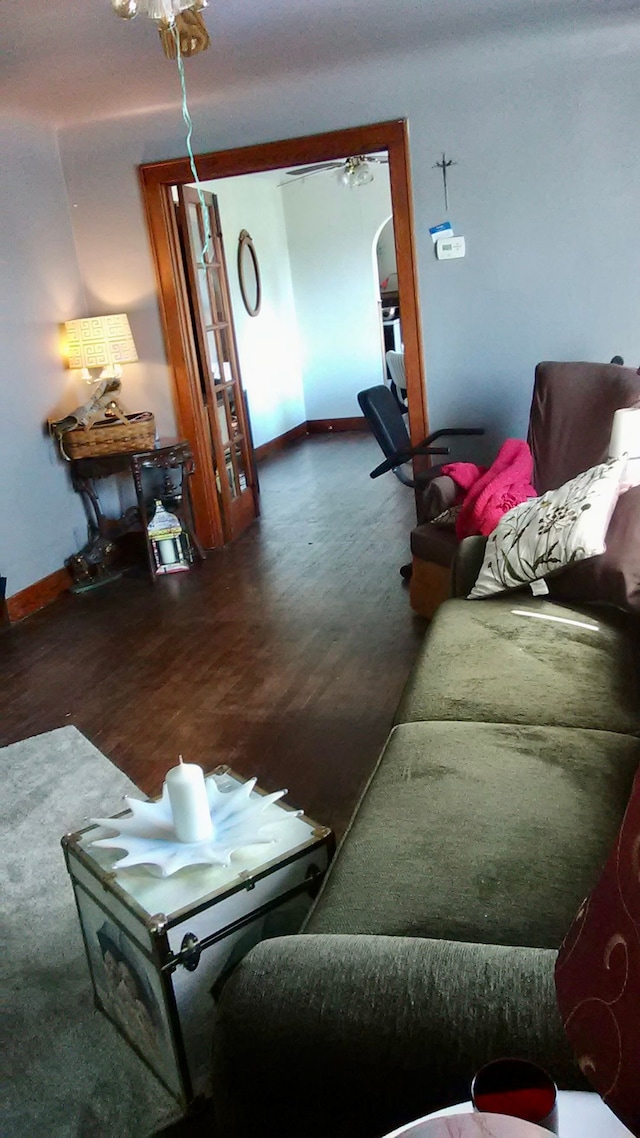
(443, 439), (537, 540)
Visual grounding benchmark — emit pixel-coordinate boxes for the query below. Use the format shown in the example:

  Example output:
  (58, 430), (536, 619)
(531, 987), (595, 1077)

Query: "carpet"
(1, 726), (181, 1137)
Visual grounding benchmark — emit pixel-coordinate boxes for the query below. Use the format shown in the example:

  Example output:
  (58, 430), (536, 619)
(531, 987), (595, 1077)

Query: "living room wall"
(56, 21), (640, 463)
(0, 116), (87, 598)
(281, 164), (392, 422)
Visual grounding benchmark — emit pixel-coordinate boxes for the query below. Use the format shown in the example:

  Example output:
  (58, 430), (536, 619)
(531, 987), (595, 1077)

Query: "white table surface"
(411, 1091), (633, 1137)
(384, 1115), (551, 1138)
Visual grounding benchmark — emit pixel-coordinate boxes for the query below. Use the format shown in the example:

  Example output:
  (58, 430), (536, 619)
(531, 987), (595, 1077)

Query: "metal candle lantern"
(147, 499), (190, 574)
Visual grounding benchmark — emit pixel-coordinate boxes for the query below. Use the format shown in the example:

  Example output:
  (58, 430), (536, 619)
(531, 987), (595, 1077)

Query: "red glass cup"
(471, 1058), (559, 1134)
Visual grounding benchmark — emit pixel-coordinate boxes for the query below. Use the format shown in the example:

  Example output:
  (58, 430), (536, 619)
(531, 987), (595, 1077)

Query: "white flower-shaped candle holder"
(90, 775), (298, 877)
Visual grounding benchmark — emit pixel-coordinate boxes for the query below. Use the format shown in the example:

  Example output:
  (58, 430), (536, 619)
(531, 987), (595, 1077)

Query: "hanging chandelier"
(111, 0), (210, 57)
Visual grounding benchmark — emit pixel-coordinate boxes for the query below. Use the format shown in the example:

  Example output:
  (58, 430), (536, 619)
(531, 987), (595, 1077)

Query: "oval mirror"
(237, 230), (261, 317)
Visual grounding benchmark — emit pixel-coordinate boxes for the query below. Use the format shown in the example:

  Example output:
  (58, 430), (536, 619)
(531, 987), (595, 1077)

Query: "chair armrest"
(369, 426), (484, 480)
(370, 446), (449, 480)
(419, 474), (459, 522)
(423, 426), (485, 445)
(212, 934), (582, 1138)
(451, 535), (488, 597)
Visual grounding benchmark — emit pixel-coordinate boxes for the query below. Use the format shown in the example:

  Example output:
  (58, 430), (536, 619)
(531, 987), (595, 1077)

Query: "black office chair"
(357, 385), (484, 490)
(358, 385), (484, 582)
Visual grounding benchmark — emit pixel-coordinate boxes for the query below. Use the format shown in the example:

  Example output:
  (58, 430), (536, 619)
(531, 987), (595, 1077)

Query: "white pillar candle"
(165, 756), (213, 843)
(157, 537), (179, 566)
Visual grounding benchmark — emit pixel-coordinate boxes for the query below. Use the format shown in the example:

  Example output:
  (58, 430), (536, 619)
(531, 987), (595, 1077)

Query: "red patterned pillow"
(555, 766), (640, 1136)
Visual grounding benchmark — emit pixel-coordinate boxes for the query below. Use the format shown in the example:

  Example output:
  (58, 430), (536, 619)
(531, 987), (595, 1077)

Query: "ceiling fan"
(284, 154), (389, 188)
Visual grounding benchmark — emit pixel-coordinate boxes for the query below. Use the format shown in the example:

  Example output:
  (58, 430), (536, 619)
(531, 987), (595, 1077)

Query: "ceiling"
(2, 0), (639, 128)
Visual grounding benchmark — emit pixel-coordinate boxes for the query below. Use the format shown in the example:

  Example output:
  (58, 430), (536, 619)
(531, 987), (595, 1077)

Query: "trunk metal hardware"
(168, 863), (324, 973)
(179, 932), (202, 972)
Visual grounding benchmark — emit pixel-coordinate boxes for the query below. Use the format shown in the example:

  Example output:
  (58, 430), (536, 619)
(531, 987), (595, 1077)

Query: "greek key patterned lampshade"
(64, 314), (138, 371)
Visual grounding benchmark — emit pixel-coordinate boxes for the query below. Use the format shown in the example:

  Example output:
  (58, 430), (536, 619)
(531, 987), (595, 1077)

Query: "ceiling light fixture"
(110, 0), (212, 254)
(338, 157), (375, 189)
(111, 0), (210, 57)
(284, 155), (385, 188)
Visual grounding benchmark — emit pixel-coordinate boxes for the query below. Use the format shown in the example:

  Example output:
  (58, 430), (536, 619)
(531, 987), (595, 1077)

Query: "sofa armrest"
(419, 474), (458, 523)
(212, 934), (583, 1138)
(451, 535), (488, 597)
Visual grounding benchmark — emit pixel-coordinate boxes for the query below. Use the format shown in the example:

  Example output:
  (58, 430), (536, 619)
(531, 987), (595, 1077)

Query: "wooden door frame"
(139, 119), (429, 548)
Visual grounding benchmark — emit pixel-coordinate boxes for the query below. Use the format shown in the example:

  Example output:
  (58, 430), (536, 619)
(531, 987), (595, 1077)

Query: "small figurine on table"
(49, 377), (129, 458)
(65, 526), (122, 593)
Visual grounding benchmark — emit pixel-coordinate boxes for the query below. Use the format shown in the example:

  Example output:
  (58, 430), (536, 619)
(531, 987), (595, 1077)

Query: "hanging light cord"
(173, 20), (212, 261)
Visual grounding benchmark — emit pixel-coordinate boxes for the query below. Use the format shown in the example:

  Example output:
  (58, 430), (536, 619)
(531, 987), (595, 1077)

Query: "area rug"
(1, 726), (181, 1137)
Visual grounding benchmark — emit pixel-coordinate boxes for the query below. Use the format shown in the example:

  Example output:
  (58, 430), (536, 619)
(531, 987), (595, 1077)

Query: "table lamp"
(52, 313), (139, 443)
(63, 314), (138, 384)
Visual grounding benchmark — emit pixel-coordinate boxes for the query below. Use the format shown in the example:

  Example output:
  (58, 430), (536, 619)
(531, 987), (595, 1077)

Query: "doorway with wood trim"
(139, 120), (428, 550)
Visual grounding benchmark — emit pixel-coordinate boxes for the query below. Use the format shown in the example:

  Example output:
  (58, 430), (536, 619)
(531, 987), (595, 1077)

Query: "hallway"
(0, 434), (426, 838)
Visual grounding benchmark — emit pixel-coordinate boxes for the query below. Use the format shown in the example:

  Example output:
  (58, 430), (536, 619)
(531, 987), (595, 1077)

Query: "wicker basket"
(61, 413), (156, 460)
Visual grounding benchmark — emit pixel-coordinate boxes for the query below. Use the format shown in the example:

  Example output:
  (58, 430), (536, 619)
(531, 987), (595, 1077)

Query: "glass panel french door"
(176, 186), (258, 542)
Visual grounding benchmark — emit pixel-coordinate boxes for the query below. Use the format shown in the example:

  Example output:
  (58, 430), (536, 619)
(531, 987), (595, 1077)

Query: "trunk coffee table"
(62, 765), (333, 1109)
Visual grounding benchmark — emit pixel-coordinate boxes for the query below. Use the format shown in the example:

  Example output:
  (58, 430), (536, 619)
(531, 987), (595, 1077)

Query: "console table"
(71, 437), (205, 580)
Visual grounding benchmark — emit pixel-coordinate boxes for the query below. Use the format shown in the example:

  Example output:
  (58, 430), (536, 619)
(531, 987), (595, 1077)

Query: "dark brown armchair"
(410, 359), (640, 619)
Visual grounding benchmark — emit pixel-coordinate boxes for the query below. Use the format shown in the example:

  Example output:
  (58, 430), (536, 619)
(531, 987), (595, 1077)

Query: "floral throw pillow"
(468, 458), (626, 599)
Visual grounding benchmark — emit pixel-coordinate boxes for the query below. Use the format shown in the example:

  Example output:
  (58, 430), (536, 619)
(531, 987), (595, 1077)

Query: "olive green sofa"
(211, 541), (640, 1138)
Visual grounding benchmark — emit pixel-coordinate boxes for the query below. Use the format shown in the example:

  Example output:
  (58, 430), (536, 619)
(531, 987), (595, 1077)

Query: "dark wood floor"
(0, 434), (426, 840)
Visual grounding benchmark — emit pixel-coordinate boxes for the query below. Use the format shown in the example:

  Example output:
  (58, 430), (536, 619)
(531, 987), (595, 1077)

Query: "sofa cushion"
(395, 596), (640, 735)
(305, 720), (640, 949)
